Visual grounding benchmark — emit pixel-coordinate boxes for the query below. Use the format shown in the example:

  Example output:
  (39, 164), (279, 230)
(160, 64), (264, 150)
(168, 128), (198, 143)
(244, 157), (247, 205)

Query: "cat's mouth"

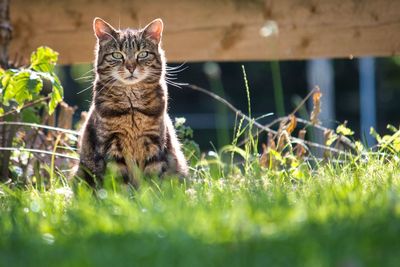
(125, 75), (137, 80)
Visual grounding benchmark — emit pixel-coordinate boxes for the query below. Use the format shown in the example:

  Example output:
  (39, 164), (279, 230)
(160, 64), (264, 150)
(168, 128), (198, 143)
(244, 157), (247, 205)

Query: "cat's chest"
(117, 89), (147, 107)
(97, 112), (164, 162)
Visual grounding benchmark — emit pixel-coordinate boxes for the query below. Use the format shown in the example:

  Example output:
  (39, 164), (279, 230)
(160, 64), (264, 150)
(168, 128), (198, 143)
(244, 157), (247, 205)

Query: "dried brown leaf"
(286, 115), (297, 135)
(295, 129), (307, 158)
(268, 132), (276, 150)
(260, 143), (269, 168)
(310, 87), (322, 125)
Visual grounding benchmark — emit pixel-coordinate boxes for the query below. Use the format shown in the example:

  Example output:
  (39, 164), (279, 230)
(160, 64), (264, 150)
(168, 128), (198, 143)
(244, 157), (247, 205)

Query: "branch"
(0, 147), (79, 160)
(0, 121), (80, 135)
(0, 96), (50, 119)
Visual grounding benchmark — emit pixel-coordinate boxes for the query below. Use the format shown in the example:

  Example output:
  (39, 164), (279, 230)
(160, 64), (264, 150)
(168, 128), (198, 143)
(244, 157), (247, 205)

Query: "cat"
(76, 17), (188, 187)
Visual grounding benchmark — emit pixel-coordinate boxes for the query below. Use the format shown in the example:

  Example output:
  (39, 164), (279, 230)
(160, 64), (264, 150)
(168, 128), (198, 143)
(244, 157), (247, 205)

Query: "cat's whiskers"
(166, 62), (187, 71)
(75, 75), (95, 82)
(74, 67), (95, 80)
(96, 77), (118, 96)
(165, 80), (188, 89)
(77, 83), (95, 95)
(143, 71), (185, 88)
(166, 68), (188, 75)
(101, 80), (119, 96)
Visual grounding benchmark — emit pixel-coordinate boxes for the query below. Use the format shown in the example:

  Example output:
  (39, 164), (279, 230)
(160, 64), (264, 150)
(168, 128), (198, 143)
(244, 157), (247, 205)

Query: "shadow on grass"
(1, 219), (400, 267)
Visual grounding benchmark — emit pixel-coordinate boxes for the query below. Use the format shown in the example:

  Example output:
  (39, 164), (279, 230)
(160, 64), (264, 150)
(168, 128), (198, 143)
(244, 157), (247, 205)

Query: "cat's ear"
(142, 18), (163, 45)
(93, 17), (117, 41)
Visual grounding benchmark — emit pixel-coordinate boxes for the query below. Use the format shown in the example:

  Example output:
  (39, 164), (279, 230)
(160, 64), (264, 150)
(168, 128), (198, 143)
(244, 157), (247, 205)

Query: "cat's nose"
(125, 63), (136, 74)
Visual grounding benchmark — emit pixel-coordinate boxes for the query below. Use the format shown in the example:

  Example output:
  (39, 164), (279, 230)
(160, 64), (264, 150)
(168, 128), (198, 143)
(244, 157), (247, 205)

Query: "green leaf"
(269, 149), (284, 163)
(52, 75), (64, 97)
(0, 71), (12, 104)
(2, 82), (14, 106)
(387, 124), (398, 133)
(48, 88), (62, 115)
(370, 127), (381, 143)
(336, 124), (354, 136)
(354, 141), (364, 153)
(47, 72), (64, 115)
(30, 46), (59, 73)
(2, 70), (43, 109)
(0, 107), (3, 115)
(326, 134), (338, 146)
(1, 70), (11, 88)
(21, 107), (40, 123)
(393, 137), (400, 152)
(26, 71), (43, 95)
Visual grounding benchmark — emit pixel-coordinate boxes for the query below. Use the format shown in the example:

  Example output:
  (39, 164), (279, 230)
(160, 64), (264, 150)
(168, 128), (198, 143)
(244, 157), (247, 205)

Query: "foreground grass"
(1, 154), (400, 267)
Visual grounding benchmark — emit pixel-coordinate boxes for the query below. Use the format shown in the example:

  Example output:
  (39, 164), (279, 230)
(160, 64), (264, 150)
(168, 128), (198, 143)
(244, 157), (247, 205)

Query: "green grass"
(1, 151), (400, 267)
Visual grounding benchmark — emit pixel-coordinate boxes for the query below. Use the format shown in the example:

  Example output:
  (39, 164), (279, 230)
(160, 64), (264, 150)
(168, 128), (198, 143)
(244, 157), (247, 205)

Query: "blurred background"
(58, 57), (400, 150)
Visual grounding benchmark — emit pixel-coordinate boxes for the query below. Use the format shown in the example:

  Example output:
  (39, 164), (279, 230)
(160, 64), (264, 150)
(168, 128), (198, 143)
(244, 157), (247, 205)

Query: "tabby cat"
(76, 17), (188, 186)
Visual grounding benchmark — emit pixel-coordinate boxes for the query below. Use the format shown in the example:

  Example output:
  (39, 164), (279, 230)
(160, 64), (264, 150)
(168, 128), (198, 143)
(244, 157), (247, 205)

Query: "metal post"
(359, 57), (376, 146)
(306, 59), (335, 156)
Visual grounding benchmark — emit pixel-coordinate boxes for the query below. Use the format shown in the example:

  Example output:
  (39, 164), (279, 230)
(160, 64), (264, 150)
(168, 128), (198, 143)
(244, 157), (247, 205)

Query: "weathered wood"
(10, 0), (400, 64)
(0, 0), (10, 67)
(0, 0), (12, 181)
(57, 102), (76, 130)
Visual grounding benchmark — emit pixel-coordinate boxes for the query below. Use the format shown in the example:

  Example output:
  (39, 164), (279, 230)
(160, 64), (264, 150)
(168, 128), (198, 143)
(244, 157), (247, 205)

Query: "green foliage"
(336, 123), (354, 136)
(174, 117), (201, 165)
(0, 46), (65, 185)
(0, 46), (63, 114)
(1, 151), (400, 267)
(371, 125), (400, 153)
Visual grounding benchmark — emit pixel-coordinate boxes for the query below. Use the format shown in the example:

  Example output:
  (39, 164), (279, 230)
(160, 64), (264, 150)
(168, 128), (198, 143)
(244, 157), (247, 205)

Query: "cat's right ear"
(93, 17), (117, 41)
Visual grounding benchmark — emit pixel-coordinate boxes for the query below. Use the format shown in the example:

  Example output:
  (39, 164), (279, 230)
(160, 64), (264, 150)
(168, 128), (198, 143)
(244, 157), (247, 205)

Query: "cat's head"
(93, 17), (165, 86)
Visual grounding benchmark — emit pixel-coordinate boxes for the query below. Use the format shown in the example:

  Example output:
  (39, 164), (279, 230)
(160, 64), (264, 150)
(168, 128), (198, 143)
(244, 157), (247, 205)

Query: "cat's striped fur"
(76, 18), (188, 186)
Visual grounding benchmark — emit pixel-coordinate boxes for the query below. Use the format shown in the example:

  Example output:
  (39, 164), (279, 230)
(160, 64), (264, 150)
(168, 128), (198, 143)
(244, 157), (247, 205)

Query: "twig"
(0, 147), (79, 160)
(0, 121), (80, 135)
(290, 87), (318, 116)
(0, 96), (51, 119)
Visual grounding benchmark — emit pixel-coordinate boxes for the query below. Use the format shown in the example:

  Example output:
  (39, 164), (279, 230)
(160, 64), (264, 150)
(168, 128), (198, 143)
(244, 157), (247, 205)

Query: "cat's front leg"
(76, 156), (106, 187)
(143, 152), (168, 177)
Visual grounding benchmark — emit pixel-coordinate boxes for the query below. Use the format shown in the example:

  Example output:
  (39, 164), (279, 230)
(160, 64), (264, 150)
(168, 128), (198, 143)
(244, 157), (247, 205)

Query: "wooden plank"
(9, 0), (400, 64)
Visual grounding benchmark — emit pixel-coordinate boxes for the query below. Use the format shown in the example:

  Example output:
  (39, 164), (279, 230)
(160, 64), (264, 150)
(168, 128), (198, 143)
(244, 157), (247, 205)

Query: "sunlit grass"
(1, 150), (400, 266)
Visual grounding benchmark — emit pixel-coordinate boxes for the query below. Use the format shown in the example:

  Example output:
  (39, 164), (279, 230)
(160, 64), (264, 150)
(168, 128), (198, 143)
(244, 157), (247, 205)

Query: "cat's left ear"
(142, 18), (163, 45)
(93, 17), (117, 42)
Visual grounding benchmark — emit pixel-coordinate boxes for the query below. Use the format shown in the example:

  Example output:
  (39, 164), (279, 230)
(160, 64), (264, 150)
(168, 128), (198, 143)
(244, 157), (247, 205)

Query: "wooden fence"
(10, 0), (400, 64)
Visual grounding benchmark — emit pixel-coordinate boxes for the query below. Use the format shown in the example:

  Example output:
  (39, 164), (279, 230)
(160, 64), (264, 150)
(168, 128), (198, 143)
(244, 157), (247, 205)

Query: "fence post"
(307, 59), (335, 156)
(359, 57), (376, 146)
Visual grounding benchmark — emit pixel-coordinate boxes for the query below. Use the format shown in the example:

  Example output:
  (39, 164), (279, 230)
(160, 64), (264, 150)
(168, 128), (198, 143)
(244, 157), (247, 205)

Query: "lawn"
(1, 150), (400, 267)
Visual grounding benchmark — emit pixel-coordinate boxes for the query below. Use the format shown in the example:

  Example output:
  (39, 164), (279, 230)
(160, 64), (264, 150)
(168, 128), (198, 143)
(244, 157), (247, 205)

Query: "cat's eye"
(137, 51), (149, 59)
(111, 52), (123, 60)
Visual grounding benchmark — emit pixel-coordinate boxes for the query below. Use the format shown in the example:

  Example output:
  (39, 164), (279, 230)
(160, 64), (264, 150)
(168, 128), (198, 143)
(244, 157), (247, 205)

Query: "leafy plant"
(0, 46), (63, 115)
(0, 46), (65, 183)
(371, 125), (400, 153)
(174, 117), (200, 166)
